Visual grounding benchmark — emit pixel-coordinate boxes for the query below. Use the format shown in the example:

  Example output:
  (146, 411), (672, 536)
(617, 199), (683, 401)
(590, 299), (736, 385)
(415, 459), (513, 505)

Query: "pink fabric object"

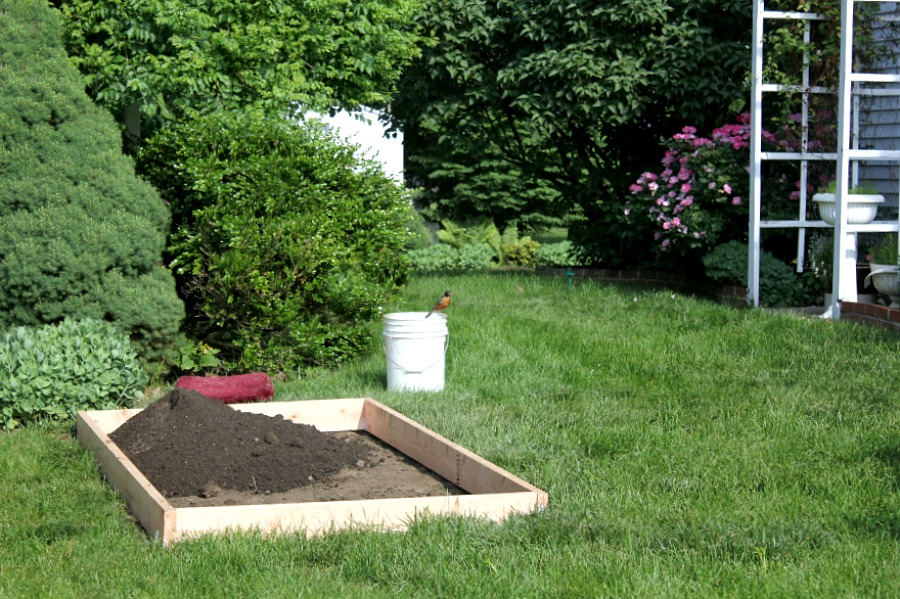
(175, 372), (275, 404)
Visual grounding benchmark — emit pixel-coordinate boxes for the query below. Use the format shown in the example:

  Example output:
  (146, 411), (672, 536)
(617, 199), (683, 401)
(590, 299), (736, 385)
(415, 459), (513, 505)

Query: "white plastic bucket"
(383, 312), (448, 391)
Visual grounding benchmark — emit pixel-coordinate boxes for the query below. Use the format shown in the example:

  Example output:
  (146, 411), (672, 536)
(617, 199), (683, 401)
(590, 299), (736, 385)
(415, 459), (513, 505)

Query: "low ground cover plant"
(0, 319), (146, 430)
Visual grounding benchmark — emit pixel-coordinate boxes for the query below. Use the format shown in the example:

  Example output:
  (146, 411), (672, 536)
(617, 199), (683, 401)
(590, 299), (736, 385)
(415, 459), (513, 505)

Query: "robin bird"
(425, 290), (451, 318)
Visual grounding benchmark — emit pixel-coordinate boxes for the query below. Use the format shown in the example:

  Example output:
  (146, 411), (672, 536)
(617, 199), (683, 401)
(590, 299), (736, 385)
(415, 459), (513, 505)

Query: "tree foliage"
(56, 0), (426, 135)
(391, 0), (751, 267)
(0, 0), (184, 366)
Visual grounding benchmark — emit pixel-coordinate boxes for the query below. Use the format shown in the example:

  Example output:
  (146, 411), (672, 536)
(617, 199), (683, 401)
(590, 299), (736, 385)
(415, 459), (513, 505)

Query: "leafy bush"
(407, 243), (494, 271)
(138, 112), (410, 371)
(175, 336), (221, 374)
(456, 243), (496, 269)
(535, 241), (578, 267)
(407, 244), (459, 270)
(807, 232), (834, 291)
(627, 116), (799, 269)
(437, 219), (503, 259)
(498, 226), (539, 267)
(868, 233), (898, 266)
(503, 237), (540, 267)
(704, 241), (814, 307)
(0, 0), (184, 370)
(0, 319), (147, 430)
(406, 206), (438, 250)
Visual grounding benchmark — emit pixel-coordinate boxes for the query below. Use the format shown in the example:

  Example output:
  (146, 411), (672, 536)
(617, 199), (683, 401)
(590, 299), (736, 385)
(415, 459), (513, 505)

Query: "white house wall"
(302, 107), (404, 184)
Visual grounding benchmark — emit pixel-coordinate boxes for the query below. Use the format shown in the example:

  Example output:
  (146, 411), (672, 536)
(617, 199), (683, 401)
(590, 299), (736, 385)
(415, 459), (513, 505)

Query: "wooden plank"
(171, 492), (542, 542)
(361, 399), (548, 504)
(231, 398), (366, 432)
(76, 411), (175, 543)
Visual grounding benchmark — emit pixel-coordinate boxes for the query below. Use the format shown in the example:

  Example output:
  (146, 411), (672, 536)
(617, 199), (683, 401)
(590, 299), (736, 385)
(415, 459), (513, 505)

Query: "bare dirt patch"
(109, 389), (464, 508)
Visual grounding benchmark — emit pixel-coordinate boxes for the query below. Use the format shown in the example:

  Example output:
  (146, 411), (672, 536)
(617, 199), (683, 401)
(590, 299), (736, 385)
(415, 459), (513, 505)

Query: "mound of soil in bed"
(109, 389), (464, 506)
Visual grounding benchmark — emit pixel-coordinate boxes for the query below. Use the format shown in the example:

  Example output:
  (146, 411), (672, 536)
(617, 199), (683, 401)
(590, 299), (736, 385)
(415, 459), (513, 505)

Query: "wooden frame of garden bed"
(76, 398), (548, 545)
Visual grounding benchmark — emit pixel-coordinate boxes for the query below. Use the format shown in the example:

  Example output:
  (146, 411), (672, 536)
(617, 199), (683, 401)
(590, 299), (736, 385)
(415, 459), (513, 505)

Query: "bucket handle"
(383, 335), (449, 374)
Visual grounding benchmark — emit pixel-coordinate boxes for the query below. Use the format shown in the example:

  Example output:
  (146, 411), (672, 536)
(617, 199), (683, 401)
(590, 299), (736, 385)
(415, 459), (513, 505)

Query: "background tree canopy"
(390, 0), (751, 268)
(56, 0), (426, 136)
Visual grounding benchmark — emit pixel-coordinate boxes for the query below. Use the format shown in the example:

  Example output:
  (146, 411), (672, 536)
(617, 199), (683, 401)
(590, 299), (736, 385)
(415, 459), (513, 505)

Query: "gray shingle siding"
(858, 3), (900, 211)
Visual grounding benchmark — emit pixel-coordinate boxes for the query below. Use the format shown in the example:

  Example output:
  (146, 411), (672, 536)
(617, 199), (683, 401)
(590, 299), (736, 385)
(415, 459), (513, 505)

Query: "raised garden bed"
(77, 396), (548, 545)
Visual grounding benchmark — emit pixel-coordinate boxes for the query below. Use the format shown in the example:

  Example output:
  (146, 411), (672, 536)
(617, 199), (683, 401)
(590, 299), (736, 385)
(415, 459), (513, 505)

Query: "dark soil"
(109, 389), (464, 506)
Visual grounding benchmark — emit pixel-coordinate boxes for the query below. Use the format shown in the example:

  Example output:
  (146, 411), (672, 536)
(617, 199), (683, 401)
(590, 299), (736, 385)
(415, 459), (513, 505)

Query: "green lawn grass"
(2, 272), (899, 597)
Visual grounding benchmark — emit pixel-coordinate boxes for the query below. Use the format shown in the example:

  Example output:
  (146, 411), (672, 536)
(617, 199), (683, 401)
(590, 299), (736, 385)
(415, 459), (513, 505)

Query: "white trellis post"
(749, 0), (900, 317)
(748, 0), (764, 307)
(749, 2), (829, 308)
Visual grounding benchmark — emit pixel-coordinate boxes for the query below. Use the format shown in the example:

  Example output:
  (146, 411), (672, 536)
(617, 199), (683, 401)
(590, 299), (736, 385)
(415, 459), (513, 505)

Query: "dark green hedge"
(139, 113), (411, 371)
(0, 0), (184, 368)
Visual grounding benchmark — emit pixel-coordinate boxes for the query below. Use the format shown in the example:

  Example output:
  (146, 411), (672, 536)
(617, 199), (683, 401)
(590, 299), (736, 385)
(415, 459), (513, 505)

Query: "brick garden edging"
(535, 266), (900, 331)
(839, 301), (900, 331)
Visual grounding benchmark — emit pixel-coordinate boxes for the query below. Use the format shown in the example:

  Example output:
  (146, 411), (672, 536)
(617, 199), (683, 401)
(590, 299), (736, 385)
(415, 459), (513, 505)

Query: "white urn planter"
(812, 192), (884, 225)
(865, 264), (900, 308)
(814, 191), (884, 308)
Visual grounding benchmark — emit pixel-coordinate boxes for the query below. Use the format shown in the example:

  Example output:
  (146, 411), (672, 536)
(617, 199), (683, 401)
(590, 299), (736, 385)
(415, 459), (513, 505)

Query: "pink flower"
(629, 184), (643, 193)
(677, 168), (692, 180)
(682, 126), (697, 134)
(680, 183), (692, 194)
(671, 217), (681, 227)
(731, 197), (742, 205)
(661, 239), (671, 248)
(648, 182), (659, 193)
(680, 197), (693, 207)
(722, 183), (732, 194)
(642, 172), (657, 181)
(789, 190), (800, 201)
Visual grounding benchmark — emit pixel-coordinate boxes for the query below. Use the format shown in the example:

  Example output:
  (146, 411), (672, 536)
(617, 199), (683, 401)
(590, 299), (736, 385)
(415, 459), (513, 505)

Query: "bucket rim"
(383, 311), (446, 320)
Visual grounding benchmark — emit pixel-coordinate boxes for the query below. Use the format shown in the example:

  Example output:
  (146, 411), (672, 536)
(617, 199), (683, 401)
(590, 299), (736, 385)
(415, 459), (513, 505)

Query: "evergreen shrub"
(138, 113), (410, 371)
(0, 0), (184, 370)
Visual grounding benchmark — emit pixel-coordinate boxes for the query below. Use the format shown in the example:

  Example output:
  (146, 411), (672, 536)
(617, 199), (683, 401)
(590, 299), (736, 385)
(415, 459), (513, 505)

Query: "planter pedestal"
(813, 192), (884, 307)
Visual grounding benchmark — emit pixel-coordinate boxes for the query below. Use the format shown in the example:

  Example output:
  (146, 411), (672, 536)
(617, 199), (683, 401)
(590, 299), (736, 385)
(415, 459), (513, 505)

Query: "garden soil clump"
(109, 389), (464, 507)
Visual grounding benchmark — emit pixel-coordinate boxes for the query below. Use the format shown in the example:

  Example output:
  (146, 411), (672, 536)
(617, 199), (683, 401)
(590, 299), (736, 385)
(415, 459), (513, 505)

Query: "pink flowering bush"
(627, 114), (798, 260)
